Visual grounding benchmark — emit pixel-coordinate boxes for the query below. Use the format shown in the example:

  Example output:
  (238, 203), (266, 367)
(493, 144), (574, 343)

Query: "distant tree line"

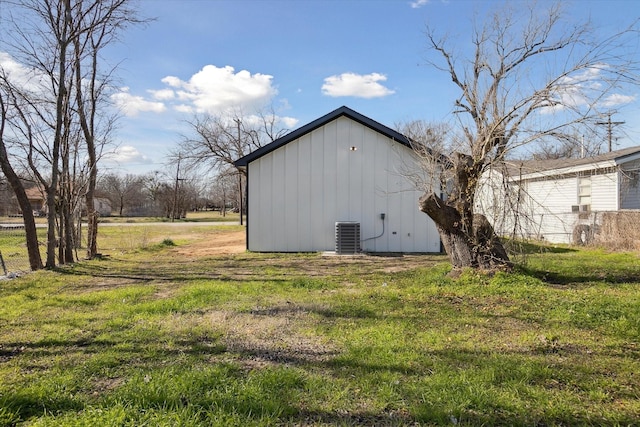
(94, 170), (242, 219)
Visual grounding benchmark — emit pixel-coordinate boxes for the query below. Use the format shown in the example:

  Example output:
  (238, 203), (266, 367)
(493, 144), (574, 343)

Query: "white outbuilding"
(234, 106), (442, 253)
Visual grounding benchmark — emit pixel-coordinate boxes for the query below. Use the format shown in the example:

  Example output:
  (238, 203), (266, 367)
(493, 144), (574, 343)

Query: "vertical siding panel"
(335, 118), (350, 221)
(297, 134), (312, 251)
(373, 132), (388, 251)
(360, 128), (377, 252)
(323, 122), (338, 250)
(386, 142), (402, 252)
(309, 128), (325, 249)
(250, 157), (271, 251)
(256, 158), (269, 251)
(249, 159), (271, 251)
(271, 148), (287, 251)
(393, 146), (416, 253)
(247, 160), (259, 250)
(348, 121), (364, 224)
(284, 143), (299, 251)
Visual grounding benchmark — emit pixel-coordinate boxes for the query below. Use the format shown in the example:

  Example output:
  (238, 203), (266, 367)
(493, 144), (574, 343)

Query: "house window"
(578, 176), (591, 206)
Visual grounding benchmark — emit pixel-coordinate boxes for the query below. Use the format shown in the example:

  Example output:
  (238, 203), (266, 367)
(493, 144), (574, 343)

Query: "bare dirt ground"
(172, 228), (247, 257)
(163, 228), (445, 280)
(69, 226), (446, 284)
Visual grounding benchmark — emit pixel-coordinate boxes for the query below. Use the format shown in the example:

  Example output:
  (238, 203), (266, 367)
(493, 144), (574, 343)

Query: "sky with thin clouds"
(1, 0), (639, 174)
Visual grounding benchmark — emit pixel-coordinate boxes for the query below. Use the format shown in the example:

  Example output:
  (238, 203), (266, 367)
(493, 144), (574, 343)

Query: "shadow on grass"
(0, 393), (84, 424)
(505, 240), (578, 255)
(54, 258), (294, 284)
(517, 264), (640, 285)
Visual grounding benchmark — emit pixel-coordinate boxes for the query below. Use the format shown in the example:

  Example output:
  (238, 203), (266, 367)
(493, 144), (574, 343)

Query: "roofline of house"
(509, 159), (618, 180)
(234, 105), (411, 168)
(505, 145), (640, 180)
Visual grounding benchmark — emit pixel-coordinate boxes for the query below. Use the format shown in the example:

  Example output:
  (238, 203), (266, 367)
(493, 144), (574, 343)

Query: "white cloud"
(104, 145), (151, 164)
(601, 93), (636, 108)
(321, 72), (395, 99)
(540, 64), (634, 114)
(0, 51), (48, 92)
(149, 88), (175, 101)
(111, 64), (278, 117)
(410, 0), (429, 8)
(174, 104), (194, 113)
(111, 87), (166, 116)
(160, 65), (277, 114)
(280, 116), (299, 129)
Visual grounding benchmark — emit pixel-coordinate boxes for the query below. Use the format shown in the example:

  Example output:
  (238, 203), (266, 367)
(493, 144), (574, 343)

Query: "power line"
(596, 112), (625, 152)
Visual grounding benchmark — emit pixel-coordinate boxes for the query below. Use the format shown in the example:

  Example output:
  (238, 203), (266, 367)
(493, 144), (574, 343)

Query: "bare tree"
(180, 107), (288, 173)
(98, 173), (144, 216)
(417, 2), (638, 270)
(177, 107), (289, 224)
(209, 168), (237, 216)
(70, 0), (143, 259)
(0, 0), (142, 266)
(0, 79), (43, 270)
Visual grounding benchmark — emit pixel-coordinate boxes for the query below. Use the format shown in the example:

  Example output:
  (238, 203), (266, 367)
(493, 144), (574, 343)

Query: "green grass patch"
(1, 229), (639, 425)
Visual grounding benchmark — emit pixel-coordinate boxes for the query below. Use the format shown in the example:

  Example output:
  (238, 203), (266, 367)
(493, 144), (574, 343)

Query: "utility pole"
(172, 155), (181, 222)
(596, 112), (625, 152)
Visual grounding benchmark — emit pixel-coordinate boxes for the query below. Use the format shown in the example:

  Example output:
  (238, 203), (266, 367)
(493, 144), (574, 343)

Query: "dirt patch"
(172, 229), (246, 257)
(206, 306), (339, 369)
(66, 227), (446, 286)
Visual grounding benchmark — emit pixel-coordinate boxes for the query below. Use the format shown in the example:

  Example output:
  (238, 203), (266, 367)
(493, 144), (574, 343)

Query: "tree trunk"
(0, 145), (43, 271)
(86, 204), (98, 258)
(62, 197), (74, 264)
(419, 192), (511, 270)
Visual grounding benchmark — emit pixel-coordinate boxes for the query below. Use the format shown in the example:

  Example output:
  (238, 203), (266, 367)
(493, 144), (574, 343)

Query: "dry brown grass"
(594, 211), (640, 251)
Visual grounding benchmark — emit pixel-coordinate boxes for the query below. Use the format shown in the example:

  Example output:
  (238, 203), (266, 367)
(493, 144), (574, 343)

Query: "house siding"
(478, 167), (622, 244)
(590, 172), (619, 211)
(620, 159), (640, 209)
(247, 116), (440, 253)
(523, 178), (578, 242)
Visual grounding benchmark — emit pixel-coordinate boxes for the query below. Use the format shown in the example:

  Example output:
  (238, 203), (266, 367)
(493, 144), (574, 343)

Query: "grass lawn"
(0, 226), (639, 426)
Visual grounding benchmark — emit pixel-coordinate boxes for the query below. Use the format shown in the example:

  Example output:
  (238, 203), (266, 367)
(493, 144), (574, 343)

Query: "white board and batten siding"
(245, 113), (441, 253)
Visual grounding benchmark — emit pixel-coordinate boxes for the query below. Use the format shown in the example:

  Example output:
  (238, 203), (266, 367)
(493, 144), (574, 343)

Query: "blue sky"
(94, 0), (640, 173)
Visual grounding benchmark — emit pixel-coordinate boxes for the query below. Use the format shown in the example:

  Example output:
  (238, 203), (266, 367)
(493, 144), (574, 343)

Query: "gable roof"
(24, 186), (46, 201)
(234, 106), (411, 168)
(505, 145), (640, 179)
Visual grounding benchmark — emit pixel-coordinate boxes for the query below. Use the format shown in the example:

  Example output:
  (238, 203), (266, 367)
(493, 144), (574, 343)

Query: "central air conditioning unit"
(335, 222), (360, 254)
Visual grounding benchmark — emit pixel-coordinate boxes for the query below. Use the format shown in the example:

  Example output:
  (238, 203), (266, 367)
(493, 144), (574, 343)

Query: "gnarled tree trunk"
(419, 192), (511, 271)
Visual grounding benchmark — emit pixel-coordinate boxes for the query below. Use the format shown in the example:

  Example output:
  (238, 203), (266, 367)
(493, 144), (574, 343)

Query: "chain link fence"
(0, 225), (35, 277)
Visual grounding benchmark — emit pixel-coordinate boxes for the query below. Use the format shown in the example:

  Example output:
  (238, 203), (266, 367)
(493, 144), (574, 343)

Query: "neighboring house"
(95, 198), (112, 216)
(234, 106), (442, 253)
(22, 186), (47, 216)
(90, 197), (112, 217)
(476, 145), (640, 244)
(17, 187), (112, 217)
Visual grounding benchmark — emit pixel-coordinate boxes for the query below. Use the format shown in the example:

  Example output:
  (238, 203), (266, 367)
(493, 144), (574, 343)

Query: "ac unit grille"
(335, 222), (360, 254)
